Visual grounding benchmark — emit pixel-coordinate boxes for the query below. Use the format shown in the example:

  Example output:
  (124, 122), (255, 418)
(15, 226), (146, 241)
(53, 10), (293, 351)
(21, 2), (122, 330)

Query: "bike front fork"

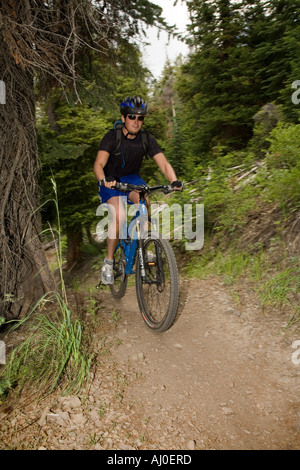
(136, 219), (147, 282)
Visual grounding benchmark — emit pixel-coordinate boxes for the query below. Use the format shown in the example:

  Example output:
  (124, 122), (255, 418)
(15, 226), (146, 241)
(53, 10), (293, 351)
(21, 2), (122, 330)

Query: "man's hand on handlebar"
(171, 180), (184, 191)
(99, 179), (184, 194)
(100, 176), (117, 188)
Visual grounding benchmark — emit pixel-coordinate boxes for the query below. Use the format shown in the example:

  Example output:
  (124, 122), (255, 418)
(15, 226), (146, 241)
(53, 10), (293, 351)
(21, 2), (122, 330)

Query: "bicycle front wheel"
(110, 244), (128, 299)
(135, 237), (179, 332)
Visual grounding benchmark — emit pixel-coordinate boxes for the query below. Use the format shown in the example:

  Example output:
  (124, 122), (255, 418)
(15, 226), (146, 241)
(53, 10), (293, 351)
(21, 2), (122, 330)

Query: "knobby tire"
(135, 236), (179, 332)
(110, 244), (128, 299)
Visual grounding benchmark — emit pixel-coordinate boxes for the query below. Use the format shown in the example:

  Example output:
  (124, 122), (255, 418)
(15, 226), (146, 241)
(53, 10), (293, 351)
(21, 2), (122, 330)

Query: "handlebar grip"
(99, 178), (119, 187)
(162, 185), (174, 194)
(99, 181), (183, 194)
(114, 182), (129, 192)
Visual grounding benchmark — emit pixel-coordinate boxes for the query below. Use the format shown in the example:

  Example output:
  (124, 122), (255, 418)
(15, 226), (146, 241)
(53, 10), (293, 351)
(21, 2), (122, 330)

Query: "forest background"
(39, 0), (300, 260)
(39, 0), (300, 321)
(0, 0), (300, 396)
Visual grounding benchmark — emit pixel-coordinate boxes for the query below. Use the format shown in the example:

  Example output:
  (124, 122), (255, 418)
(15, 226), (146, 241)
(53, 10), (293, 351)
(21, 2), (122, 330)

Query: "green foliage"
(249, 103), (285, 158)
(174, 0), (300, 166)
(185, 243), (300, 327)
(176, 116), (300, 329)
(178, 0), (258, 158)
(173, 120), (300, 244)
(255, 258), (300, 328)
(263, 166), (300, 211)
(261, 122), (300, 209)
(266, 122), (300, 169)
(146, 61), (189, 181)
(257, 266), (300, 310)
(33, 0), (172, 265)
(30, 0), (300, 342)
(185, 246), (270, 286)
(0, 180), (93, 399)
(38, 98), (106, 235)
(38, 38), (153, 259)
(0, 303), (93, 397)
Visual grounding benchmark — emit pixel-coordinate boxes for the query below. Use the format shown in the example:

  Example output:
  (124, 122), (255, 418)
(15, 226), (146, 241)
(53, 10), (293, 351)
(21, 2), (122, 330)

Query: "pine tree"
(38, 44), (149, 268)
(0, 0), (170, 319)
(178, 0), (300, 165)
(182, 0), (256, 160)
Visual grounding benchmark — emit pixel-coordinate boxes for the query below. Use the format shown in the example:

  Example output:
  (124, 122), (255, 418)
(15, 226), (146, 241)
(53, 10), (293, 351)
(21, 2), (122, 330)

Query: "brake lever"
(112, 182), (128, 192)
(162, 185), (174, 194)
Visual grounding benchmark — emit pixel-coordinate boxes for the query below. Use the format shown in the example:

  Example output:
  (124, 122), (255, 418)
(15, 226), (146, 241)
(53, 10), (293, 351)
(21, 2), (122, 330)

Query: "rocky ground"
(0, 275), (300, 450)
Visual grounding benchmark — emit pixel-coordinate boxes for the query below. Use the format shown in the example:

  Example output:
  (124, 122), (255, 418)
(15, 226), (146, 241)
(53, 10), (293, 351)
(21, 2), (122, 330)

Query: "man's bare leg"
(106, 196), (126, 260)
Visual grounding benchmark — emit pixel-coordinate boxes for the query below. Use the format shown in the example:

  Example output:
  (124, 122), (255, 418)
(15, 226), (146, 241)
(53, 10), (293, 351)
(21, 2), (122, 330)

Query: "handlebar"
(99, 181), (183, 195)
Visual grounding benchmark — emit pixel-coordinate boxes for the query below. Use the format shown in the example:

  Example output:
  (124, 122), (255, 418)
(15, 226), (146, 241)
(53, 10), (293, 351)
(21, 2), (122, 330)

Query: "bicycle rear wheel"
(110, 244), (128, 299)
(135, 236), (179, 332)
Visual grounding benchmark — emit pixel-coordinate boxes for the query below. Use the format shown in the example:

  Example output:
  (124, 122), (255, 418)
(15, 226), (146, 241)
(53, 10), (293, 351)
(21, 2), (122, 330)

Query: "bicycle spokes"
(136, 237), (179, 332)
(110, 245), (127, 299)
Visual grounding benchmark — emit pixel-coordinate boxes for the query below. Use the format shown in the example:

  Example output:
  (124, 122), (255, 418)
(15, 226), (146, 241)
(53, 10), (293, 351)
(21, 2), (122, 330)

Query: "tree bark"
(0, 34), (55, 319)
(86, 226), (102, 252)
(0, 0), (166, 318)
(66, 225), (83, 270)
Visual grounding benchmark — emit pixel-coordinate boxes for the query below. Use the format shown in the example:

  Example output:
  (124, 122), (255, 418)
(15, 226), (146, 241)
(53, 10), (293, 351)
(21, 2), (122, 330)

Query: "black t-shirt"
(98, 129), (162, 178)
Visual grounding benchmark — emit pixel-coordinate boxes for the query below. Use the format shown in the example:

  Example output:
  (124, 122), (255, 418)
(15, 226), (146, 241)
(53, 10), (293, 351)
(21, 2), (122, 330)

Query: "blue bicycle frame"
(118, 200), (149, 276)
(99, 180), (181, 332)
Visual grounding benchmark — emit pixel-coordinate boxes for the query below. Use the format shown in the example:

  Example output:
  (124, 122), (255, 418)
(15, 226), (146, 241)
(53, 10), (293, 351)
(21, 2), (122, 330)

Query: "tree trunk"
(0, 34), (55, 319)
(66, 226), (83, 270)
(86, 226), (102, 252)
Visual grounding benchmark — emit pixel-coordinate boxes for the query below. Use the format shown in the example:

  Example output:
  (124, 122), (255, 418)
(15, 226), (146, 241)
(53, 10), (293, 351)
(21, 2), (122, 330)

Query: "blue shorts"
(98, 174), (146, 204)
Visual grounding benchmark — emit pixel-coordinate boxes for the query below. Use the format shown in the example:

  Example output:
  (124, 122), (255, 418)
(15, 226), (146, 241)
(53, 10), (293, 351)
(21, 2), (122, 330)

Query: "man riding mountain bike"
(93, 96), (183, 285)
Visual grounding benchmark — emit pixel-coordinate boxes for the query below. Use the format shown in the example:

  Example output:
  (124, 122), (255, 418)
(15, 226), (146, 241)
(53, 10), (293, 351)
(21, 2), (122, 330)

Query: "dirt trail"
(100, 278), (300, 450)
(1, 277), (300, 450)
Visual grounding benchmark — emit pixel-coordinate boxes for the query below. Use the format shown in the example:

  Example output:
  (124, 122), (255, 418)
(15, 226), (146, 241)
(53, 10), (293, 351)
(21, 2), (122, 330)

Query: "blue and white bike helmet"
(120, 96), (148, 116)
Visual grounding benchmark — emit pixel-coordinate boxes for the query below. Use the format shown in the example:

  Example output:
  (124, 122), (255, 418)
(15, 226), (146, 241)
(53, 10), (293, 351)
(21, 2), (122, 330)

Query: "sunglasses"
(127, 114), (144, 121)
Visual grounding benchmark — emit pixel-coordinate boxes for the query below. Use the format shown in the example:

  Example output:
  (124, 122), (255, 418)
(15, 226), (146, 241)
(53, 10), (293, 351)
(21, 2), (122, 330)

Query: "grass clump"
(185, 247), (269, 286)
(185, 244), (300, 329)
(0, 179), (94, 400)
(255, 265), (300, 328)
(0, 295), (93, 399)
